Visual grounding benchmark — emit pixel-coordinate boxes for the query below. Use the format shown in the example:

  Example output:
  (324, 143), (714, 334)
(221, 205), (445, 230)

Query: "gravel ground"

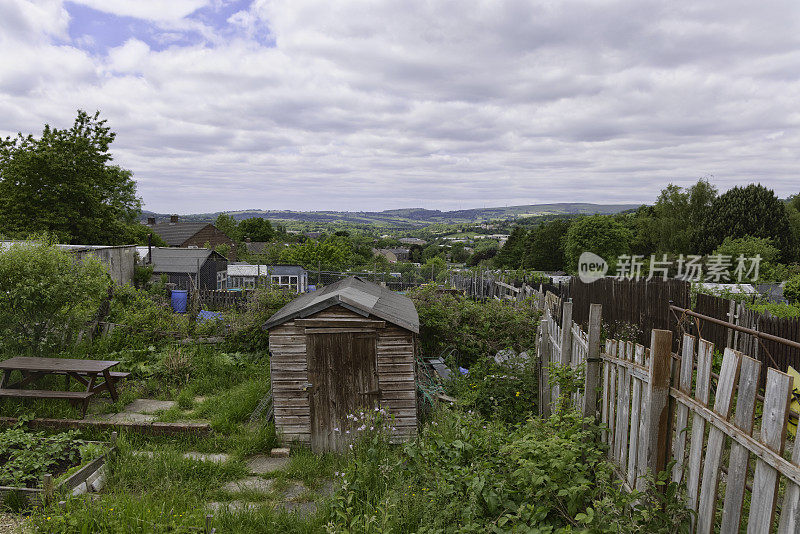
(0, 514), (25, 534)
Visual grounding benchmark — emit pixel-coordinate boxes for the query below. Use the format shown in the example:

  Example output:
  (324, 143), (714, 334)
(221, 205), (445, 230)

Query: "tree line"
(494, 179), (800, 281)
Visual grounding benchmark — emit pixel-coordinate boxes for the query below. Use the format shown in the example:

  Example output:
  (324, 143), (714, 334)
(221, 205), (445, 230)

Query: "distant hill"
(143, 202), (641, 227)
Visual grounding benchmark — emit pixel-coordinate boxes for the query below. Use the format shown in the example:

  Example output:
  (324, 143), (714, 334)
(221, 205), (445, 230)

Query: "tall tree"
(0, 110), (141, 244)
(523, 219), (570, 271)
(214, 213), (238, 240)
(699, 184), (793, 260)
(493, 226), (527, 269)
(237, 217), (275, 242)
(564, 215), (632, 273)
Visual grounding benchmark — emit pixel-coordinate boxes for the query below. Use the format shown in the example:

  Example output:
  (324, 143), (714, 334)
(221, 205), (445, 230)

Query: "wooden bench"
(0, 389), (95, 417)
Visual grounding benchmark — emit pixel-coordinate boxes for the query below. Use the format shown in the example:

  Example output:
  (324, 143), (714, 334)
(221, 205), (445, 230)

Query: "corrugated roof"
(149, 247), (223, 274)
(264, 276), (419, 333)
(149, 222), (211, 246)
(228, 265), (307, 277)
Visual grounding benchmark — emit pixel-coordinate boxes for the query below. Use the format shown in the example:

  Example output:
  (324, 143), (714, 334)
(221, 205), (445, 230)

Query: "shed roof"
(228, 264), (307, 277)
(264, 276), (419, 333)
(149, 247), (225, 274)
(150, 222), (212, 246)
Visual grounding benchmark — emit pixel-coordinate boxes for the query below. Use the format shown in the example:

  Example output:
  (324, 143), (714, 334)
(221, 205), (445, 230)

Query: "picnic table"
(0, 357), (128, 418)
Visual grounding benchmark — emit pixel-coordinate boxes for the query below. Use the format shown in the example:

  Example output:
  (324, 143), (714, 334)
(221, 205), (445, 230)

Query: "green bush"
(449, 358), (537, 423)
(0, 241), (109, 354)
(409, 285), (539, 368)
(785, 274), (800, 303)
(223, 285), (295, 352)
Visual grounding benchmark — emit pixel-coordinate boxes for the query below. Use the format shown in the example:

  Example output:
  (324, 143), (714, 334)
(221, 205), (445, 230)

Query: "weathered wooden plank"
(643, 329), (674, 477)
(687, 339), (714, 513)
(378, 373), (416, 383)
(295, 318), (385, 328)
(778, 413), (800, 533)
(582, 304), (603, 420)
(746, 368), (792, 534)
(378, 363), (415, 373)
(601, 340), (611, 442)
(720, 354), (760, 533)
(380, 390), (416, 400)
(628, 343), (645, 489)
(696, 348), (741, 534)
(618, 342), (632, 470)
(672, 334), (696, 484)
(607, 340), (618, 459)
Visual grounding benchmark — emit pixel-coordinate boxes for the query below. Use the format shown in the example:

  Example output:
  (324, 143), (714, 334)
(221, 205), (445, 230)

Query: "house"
(148, 215), (236, 259)
(141, 247), (228, 290)
(264, 276), (419, 452)
(224, 264), (308, 292)
(1, 241), (136, 285)
(373, 247), (410, 263)
(399, 237), (427, 246)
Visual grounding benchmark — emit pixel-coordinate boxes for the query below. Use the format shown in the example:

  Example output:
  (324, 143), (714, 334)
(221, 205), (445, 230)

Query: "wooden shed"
(264, 276), (419, 452)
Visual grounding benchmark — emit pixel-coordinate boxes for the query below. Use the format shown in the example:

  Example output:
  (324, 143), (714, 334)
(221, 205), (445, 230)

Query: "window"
(271, 274), (299, 292)
(216, 271), (227, 290)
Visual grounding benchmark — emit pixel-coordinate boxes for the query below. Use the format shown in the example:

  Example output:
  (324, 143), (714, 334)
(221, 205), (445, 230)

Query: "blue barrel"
(171, 290), (188, 313)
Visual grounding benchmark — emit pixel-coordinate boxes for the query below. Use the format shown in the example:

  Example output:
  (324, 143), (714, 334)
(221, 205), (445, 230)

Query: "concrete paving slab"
(245, 456), (289, 474)
(184, 452), (230, 463)
(282, 482), (307, 501)
(207, 501), (260, 513)
(278, 501), (318, 516)
(125, 399), (176, 414)
(99, 412), (156, 423)
(222, 477), (274, 493)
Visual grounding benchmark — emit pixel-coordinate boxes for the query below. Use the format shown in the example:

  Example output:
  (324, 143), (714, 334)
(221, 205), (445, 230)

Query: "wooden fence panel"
(746, 369), (792, 534)
(719, 355), (760, 533)
(696, 348), (740, 534)
(671, 334), (695, 484)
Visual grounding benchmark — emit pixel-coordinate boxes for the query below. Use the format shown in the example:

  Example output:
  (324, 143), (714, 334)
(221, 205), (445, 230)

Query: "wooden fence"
(539, 299), (800, 532)
(564, 276), (691, 347)
(693, 292), (800, 387)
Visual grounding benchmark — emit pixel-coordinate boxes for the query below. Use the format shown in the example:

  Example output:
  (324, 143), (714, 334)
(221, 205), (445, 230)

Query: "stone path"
(94, 398), (177, 423)
(206, 453), (337, 516)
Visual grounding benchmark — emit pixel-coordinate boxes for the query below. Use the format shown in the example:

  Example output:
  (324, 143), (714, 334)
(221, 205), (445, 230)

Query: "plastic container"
(171, 290), (188, 313)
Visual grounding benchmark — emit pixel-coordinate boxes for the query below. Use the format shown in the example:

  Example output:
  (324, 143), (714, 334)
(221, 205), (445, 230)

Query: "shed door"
(307, 331), (379, 452)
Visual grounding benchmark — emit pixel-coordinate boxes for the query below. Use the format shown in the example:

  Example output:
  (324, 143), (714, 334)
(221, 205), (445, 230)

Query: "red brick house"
(149, 215), (237, 259)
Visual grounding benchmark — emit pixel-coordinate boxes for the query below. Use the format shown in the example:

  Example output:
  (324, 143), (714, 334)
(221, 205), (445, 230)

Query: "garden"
(0, 242), (691, 533)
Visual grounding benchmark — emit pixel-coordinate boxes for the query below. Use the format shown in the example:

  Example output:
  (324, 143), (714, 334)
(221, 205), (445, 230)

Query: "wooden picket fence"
(539, 300), (800, 532)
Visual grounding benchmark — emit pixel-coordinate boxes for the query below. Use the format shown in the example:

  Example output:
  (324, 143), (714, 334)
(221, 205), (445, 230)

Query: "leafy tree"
(786, 194), (800, 262)
(449, 243), (470, 263)
(124, 223), (167, 247)
(712, 236), (784, 282)
(237, 217), (275, 242)
(214, 213), (238, 240)
(421, 256), (446, 281)
(564, 215), (633, 273)
(523, 219), (570, 271)
(699, 184), (793, 260)
(279, 236), (350, 270)
(0, 242), (109, 353)
(0, 110), (141, 244)
(467, 240), (499, 267)
(408, 244), (424, 263)
(421, 244), (445, 262)
(493, 226), (526, 269)
(646, 179), (717, 254)
(785, 274), (800, 303)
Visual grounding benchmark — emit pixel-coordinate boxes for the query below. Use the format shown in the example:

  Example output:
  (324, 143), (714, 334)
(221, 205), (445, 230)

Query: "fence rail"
(539, 291), (800, 532)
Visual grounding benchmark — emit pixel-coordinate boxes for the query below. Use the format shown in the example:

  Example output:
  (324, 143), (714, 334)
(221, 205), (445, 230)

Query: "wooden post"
(582, 304), (602, 420)
(43, 474), (53, 506)
(643, 329), (673, 478)
(726, 299), (736, 348)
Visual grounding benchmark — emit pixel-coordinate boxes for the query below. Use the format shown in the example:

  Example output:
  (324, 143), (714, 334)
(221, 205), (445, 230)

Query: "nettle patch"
(0, 427), (95, 488)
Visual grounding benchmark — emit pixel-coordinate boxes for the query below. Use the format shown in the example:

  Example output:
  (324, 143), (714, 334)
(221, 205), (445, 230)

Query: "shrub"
(409, 285), (539, 368)
(223, 285), (295, 352)
(0, 241), (109, 354)
(785, 274), (800, 303)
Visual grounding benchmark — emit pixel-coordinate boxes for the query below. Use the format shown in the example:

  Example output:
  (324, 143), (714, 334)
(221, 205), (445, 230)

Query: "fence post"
(643, 329), (674, 478)
(582, 303), (602, 420)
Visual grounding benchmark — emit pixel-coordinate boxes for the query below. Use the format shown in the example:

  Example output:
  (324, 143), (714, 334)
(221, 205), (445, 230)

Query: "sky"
(2, 0), (800, 214)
